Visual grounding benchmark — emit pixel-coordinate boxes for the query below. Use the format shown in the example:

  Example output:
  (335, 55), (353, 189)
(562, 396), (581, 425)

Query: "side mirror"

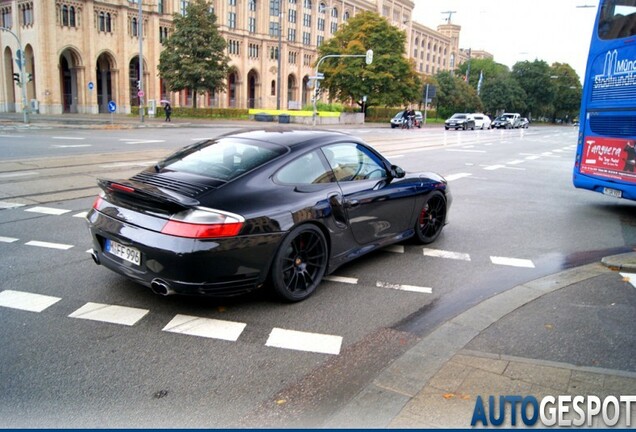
(390, 165), (406, 179)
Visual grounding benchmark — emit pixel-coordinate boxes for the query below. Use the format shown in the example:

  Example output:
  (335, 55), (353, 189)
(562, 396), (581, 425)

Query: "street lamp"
(138, 0), (144, 123)
(0, 26), (29, 124)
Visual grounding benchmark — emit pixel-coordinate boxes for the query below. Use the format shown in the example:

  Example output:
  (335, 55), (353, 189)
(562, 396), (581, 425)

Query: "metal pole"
(424, 84), (429, 125)
(276, 0), (282, 111)
(138, 0), (144, 123)
(0, 27), (29, 124)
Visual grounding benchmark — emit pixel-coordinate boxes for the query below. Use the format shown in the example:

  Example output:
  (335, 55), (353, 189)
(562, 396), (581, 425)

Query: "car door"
(321, 142), (415, 246)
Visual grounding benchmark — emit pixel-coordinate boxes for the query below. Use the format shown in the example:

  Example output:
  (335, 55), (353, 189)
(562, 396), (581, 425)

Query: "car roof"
(219, 128), (354, 149)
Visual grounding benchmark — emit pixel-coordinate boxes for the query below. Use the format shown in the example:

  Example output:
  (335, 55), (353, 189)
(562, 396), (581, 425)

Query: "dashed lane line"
(25, 240), (74, 250)
(324, 275), (359, 284)
(0, 201), (25, 209)
(0, 171), (38, 178)
(25, 206), (71, 216)
(0, 236), (19, 243)
(68, 302), (150, 326)
(423, 248), (471, 261)
(490, 256), (535, 268)
(162, 314), (246, 341)
(0, 290), (62, 312)
(265, 327), (343, 355)
(375, 281), (432, 294)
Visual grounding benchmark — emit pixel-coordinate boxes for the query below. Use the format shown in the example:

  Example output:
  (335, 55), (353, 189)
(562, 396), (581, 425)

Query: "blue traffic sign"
(88, 81), (94, 90)
(108, 101), (116, 113)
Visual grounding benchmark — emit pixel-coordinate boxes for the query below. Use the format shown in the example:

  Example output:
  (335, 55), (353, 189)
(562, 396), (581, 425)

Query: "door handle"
(346, 199), (359, 208)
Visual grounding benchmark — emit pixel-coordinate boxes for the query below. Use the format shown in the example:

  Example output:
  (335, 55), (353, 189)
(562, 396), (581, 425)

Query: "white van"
(472, 113), (492, 130)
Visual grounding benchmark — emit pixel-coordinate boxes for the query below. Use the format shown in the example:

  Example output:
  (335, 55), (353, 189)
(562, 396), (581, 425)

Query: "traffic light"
(136, 80), (141, 90)
(12, 73), (19, 84)
(313, 87), (321, 100)
(26, 73), (32, 83)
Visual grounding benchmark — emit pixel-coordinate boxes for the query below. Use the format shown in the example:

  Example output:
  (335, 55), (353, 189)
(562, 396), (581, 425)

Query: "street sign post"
(108, 101), (116, 124)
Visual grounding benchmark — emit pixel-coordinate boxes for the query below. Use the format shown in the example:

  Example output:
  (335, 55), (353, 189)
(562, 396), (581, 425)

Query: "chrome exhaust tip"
(90, 250), (101, 265)
(150, 279), (173, 296)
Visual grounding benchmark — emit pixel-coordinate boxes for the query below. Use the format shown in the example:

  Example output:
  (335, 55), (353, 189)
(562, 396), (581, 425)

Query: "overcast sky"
(412, 0), (599, 80)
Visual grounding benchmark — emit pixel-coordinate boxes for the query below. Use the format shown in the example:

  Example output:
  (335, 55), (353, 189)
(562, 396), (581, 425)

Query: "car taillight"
(92, 193), (105, 210)
(161, 208), (245, 239)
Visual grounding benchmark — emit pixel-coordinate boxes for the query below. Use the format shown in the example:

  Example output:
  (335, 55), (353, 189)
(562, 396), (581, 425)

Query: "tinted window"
(159, 138), (285, 181)
(275, 150), (334, 184)
(599, 0), (636, 39)
(322, 143), (387, 182)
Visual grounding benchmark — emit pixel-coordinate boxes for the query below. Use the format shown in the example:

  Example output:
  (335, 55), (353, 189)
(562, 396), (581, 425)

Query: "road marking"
(445, 173), (472, 181)
(324, 275), (359, 284)
(376, 281), (432, 294)
(0, 201), (25, 209)
(446, 149), (487, 153)
(52, 144), (92, 148)
(525, 155), (540, 160)
(25, 240), (74, 250)
(266, 328), (342, 355)
(0, 236), (19, 243)
(99, 160), (157, 168)
(620, 273), (636, 289)
(0, 171), (38, 178)
(484, 164), (506, 171)
(73, 211), (88, 218)
(423, 248), (471, 261)
(0, 290), (62, 312)
(162, 314), (246, 341)
(490, 256), (535, 268)
(119, 139), (165, 145)
(52, 136), (86, 140)
(507, 160), (525, 165)
(25, 206), (71, 216)
(69, 302), (149, 326)
(0, 134), (25, 138)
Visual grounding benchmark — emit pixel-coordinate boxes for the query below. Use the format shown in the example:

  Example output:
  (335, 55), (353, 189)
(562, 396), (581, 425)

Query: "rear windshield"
(157, 138), (286, 181)
(598, 0), (636, 40)
(451, 114), (466, 119)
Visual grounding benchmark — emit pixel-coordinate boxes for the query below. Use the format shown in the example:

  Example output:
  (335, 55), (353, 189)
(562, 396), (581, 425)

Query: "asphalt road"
(0, 125), (634, 427)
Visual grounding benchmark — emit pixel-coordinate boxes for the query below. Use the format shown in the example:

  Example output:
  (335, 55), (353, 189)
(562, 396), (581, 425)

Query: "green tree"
(434, 71), (483, 118)
(511, 60), (554, 120)
(158, 0), (229, 109)
(549, 63), (582, 123)
(317, 11), (421, 110)
(456, 58), (510, 91)
(479, 75), (527, 115)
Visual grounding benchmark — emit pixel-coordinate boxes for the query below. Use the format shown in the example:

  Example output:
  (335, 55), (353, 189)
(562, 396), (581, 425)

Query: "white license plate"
(603, 187), (622, 198)
(105, 239), (141, 266)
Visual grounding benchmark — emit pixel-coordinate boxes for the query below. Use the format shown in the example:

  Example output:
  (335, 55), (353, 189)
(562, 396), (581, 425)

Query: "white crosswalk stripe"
(162, 314), (246, 341)
(69, 302), (149, 326)
(0, 290), (62, 312)
(25, 206), (71, 216)
(265, 327), (342, 355)
(424, 248), (471, 261)
(490, 256), (535, 268)
(25, 240), (74, 250)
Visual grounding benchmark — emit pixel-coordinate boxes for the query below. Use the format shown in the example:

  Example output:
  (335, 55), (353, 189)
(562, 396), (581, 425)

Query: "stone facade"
(0, 0), (486, 114)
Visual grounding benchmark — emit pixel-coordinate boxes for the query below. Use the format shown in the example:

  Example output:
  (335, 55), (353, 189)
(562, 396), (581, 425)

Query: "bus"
(573, 0), (636, 201)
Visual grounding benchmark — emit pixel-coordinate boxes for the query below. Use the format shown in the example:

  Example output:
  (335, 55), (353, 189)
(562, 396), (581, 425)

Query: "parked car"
(87, 129), (452, 302)
(472, 113), (492, 130)
(518, 117), (529, 128)
(444, 113), (475, 130)
(390, 110), (423, 128)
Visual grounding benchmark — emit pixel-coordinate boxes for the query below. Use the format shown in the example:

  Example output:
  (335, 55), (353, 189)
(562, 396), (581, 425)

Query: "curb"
(601, 251), (636, 272)
(325, 261), (615, 428)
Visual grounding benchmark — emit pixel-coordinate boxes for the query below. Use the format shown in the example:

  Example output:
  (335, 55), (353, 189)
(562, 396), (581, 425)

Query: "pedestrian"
(164, 103), (172, 122)
(623, 141), (636, 172)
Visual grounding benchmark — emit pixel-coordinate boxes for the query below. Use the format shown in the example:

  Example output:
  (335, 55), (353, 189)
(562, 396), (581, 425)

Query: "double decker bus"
(573, 0), (636, 200)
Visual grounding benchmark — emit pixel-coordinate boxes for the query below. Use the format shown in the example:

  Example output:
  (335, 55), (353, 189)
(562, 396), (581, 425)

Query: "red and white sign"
(137, 90), (144, 98)
(580, 136), (636, 184)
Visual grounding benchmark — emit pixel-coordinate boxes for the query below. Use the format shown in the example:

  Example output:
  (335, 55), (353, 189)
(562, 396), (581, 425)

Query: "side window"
(322, 143), (387, 182)
(275, 150), (334, 184)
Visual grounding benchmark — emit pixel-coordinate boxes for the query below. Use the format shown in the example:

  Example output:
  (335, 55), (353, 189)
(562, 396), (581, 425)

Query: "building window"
(289, 0), (296, 4)
(228, 39), (240, 55)
(131, 17), (138, 36)
(159, 26), (169, 43)
(317, 35), (324, 46)
(270, 0), (279, 16)
(229, 0), (237, 5)
(180, 0), (188, 16)
(271, 80), (276, 96)
(1, 7), (11, 28)
(330, 22), (337, 34)
(302, 31), (310, 45)
(287, 28), (296, 41)
(269, 21), (279, 37)
(20, 2), (33, 27)
(289, 51), (297, 64)
(248, 17), (256, 33)
(288, 9), (296, 23)
(249, 0), (256, 11)
(303, 54), (312, 66)
(158, 0), (165, 14)
(228, 12), (236, 28)
(343, 11), (349, 21)
(248, 43), (260, 58)
(317, 17), (324, 31)
(303, 13), (310, 27)
(304, 0), (311, 9)
(269, 46), (279, 60)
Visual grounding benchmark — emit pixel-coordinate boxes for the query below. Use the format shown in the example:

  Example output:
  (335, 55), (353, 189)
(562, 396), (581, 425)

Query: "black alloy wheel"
(414, 191), (447, 244)
(270, 225), (328, 302)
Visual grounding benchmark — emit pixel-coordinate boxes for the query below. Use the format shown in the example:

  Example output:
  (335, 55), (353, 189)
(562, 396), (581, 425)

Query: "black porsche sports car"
(87, 129), (452, 302)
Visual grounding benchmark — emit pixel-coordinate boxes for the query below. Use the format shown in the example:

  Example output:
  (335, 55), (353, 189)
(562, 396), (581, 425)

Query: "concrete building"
(0, 0), (490, 115)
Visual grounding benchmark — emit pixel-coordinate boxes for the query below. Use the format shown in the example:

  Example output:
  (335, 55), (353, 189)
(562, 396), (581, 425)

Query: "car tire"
(445, 127), (449, 130)
(413, 191), (447, 244)
(270, 224), (328, 302)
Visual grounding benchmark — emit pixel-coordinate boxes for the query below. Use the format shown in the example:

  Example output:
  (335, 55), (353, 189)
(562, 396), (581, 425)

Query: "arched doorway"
(228, 70), (238, 108)
(96, 52), (115, 113)
(59, 48), (81, 113)
(24, 44), (36, 106)
(287, 74), (297, 109)
(4, 47), (16, 112)
(247, 69), (259, 109)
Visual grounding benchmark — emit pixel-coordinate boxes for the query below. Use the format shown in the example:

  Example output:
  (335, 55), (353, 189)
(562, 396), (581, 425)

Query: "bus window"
(598, 1), (636, 39)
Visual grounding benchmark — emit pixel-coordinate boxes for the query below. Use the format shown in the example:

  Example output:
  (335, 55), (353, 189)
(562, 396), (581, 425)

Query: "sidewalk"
(327, 252), (636, 428)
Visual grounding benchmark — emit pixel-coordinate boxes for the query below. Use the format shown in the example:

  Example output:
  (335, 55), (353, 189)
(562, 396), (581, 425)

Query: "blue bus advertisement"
(573, 0), (636, 200)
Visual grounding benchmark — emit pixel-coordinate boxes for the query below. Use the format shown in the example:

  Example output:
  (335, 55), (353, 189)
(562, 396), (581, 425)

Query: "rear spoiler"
(97, 178), (200, 208)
